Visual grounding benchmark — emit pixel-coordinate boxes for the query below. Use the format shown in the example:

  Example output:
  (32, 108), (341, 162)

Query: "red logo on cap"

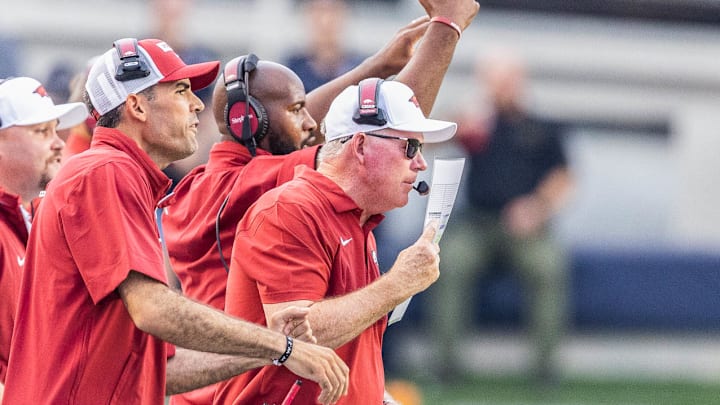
(409, 95), (420, 108)
(34, 85), (48, 98)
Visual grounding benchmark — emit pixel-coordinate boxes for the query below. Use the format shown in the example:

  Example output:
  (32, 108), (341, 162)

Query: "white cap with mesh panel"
(322, 79), (457, 144)
(0, 77), (88, 130)
(85, 38), (219, 117)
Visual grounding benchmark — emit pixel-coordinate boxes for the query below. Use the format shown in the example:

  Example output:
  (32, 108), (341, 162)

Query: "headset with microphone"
(354, 78), (431, 197)
(413, 181), (430, 196)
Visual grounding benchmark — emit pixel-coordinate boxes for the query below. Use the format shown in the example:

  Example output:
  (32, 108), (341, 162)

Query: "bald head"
(212, 60), (304, 136)
(212, 58), (315, 155)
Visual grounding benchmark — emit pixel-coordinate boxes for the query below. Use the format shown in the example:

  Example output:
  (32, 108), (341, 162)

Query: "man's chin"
(270, 144), (298, 156)
(392, 194), (411, 211)
(179, 142), (199, 160)
(47, 163), (61, 178)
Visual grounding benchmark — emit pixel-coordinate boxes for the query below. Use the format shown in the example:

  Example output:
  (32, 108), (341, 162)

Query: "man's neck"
(317, 164), (372, 226)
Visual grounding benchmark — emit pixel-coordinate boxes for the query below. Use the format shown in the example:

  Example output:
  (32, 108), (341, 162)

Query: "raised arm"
(306, 0), (479, 142)
(305, 16), (430, 137)
(396, 0), (480, 115)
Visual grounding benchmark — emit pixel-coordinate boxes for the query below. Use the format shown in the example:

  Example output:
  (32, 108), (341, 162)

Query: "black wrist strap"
(272, 336), (294, 366)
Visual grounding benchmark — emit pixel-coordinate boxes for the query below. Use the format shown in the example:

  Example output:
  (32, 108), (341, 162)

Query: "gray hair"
(317, 135), (352, 163)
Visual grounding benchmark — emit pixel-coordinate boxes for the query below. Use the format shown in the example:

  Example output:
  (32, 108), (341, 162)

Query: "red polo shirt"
(163, 141), (319, 311)
(3, 128), (172, 405)
(161, 141), (318, 405)
(0, 188), (27, 384)
(214, 166), (386, 405)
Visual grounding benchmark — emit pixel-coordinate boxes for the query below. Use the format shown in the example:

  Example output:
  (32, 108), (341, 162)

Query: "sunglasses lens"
(406, 139), (422, 159)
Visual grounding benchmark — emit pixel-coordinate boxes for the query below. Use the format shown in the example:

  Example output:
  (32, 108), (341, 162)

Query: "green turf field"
(166, 375), (720, 404)
(417, 375), (720, 405)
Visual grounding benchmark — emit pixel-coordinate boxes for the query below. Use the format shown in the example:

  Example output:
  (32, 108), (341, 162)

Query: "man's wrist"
(272, 335), (294, 366)
(430, 16), (462, 39)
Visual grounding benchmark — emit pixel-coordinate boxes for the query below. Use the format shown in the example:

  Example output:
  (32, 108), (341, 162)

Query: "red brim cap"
(160, 60), (220, 92)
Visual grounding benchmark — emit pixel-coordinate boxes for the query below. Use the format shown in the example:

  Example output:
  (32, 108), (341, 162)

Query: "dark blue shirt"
(285, 52), (365, 93)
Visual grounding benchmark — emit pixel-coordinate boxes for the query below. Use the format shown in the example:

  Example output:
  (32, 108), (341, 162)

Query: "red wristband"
(430, 16), (462, 39)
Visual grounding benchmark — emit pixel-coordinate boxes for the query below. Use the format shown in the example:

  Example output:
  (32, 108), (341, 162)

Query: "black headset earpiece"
(223, 54), (269, 157)
(353, 77), (387, 126)
(113, 38), (151, 82)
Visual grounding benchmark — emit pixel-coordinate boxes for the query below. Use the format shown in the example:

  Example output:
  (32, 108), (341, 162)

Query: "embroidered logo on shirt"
(340, 237), (352, 247)
(17, 256), (25, 266)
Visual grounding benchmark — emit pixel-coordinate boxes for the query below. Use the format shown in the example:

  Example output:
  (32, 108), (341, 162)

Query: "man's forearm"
(306, 18), (461, 123)
(119, 271), (287, 361)
(396, 22), (459, 116)
(305, 273), (412, 349)
(283, 224), (439, 349)
(166, 348), (268, 395)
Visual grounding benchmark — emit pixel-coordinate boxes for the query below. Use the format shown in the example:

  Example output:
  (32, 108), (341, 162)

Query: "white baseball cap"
(85, 38), (219, 117)
(0, 77), (88, 130)
(323, 79), (457, 143)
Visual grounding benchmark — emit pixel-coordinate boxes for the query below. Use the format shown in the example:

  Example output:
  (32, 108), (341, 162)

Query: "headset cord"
(216, 192), (232, 273)
(243, 67), (258, 157)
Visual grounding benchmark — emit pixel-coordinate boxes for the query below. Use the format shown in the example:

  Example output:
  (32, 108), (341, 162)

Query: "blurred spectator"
(428, 48), (573, 385)
(148, 0), (219, 104)
(44, 62), (74, 104)
(59, 56), (99, 158)
(0, 37), (20, 78)
(285, 0), (365, 93)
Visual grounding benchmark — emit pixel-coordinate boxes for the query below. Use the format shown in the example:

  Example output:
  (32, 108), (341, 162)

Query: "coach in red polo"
(216, 79), (456, 404)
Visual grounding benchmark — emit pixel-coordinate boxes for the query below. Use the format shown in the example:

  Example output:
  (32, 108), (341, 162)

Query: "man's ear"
(125, 93), (148, 122)
(352, 132), (367, 164)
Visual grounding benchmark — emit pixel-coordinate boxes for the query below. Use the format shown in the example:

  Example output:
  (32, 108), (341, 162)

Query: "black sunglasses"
(364, 132), (423, 159)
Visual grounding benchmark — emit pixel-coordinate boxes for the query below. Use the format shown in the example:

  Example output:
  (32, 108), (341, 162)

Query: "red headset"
(223, 54), (269, 157)
(353, 77), (387, 126)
